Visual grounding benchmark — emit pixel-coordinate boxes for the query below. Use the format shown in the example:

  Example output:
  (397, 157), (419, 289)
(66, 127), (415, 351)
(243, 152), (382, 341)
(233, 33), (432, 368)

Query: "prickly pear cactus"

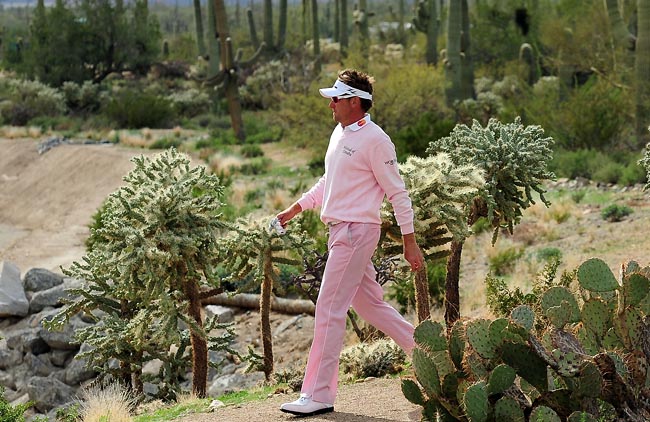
(403, 257), (650, 421)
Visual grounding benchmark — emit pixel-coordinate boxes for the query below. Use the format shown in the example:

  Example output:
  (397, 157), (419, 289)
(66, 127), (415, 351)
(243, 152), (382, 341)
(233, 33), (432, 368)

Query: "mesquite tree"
(45, 149), (231, 399)
(215, 216), (314, 381)
(426, 118), (555, 326)
(380, 154), (484, 323)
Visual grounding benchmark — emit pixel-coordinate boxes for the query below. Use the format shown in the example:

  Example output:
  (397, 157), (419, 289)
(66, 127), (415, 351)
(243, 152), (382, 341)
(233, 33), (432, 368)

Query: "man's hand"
(402, 232), (425, 272)
(276, 202), (303, 228)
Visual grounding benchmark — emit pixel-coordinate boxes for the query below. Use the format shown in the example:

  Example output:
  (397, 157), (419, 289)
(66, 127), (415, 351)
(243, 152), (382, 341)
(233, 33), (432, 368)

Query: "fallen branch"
(202, 293), (315, 315)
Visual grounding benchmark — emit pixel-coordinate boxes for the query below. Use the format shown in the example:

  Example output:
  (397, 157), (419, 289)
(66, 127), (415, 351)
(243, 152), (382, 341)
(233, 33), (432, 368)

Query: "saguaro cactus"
(413, 0), (439, 65)
(636, 0), (650, 147)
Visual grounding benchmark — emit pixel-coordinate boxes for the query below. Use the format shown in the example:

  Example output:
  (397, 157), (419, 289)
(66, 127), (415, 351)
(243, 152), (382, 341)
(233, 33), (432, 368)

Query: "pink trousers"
(300, 222), (416, 404)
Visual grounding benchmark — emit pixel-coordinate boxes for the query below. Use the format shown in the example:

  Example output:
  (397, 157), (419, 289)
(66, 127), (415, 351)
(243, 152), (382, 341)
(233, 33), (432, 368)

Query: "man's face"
(329, 96), (354, 124)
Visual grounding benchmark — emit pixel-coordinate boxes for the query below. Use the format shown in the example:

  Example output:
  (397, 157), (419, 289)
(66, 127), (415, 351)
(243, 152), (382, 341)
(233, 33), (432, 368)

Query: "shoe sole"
(280, 406), (334, 417)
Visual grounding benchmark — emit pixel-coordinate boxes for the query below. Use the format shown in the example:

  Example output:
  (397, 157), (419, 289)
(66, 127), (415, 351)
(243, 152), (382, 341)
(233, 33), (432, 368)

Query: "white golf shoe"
(280, 394), (334, 417)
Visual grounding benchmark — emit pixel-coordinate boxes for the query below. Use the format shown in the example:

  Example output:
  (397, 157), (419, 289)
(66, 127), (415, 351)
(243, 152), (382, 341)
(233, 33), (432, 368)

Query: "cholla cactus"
(639, 142), (650, 191)
(45, 148), (230, 398)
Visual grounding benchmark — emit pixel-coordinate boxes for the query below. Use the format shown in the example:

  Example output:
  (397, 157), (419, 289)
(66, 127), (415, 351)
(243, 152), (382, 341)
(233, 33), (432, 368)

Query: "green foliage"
(61, 81), (108, 115)
(166, 89), (212, 118)
(339, 339), (407, 379)
(392, 112), (455, 160)
(404, 257), (650, 421)
(239, 60), (290, 110)
(600, 203), (633, 222)
(427, 117), (555, 242)
(488, 246), (524, 276)
(149, 136), (183, 150)
(45, 148), (232, 399)
(105, 90), (175, 129)
(551, 148), (646, 186)
(523, 76), (630, 151)
(640, 144), (650, 191)
(240, 144), (264, 158)
(0, 386), (31, 422)
(0, 78), (67, 126)
(536, 247), (562, 263)
(387, 260), (447, 313)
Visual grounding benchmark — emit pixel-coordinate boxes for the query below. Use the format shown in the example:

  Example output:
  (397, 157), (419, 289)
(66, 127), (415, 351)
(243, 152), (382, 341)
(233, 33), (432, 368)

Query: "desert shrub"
(570, 189), (586, 203)
(0, 386), (31, 422)
(524, 76), (629, 151)
(166, 88), (212, 118)
(78, 383), (134, 422)
(601, 203), (633, 222)
(456, 91), (504, 125)
(339, 339), (407, 379)
(240, 60), (290, 110)
(392, 112), (455, 160)
(240, 144), (264, 158)
(104, 90), (175, 129)
(536, 247), (562, 263)
(549, 148), (643, 185)
(0, 78), (67, 126)
(150, 136), (183, 150)
(274, 87), (333, 150)
(237, 157), (271, 175)
(61, 81), (108, 114)
(488, 246), (524, 276)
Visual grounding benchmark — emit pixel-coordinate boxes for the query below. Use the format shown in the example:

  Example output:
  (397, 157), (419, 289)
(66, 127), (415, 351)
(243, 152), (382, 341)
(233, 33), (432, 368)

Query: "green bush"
(237, 157), (271, 175)
(150, 137), (183, 150)
(0, 386), (31, 422)
(536, 247), (562, 263)
(104, 90), (175, 129)
(488, 246), (524, 276)
(61, 81), (107, 114)
(339, 339), (407, 379)
(387, 260), (446, 313)
(166, 88), (212, 118)
(601, 203), (633, 222)
(240, 144), (264, 158)
(550, 148), (645, 185)
(392, 112), (455, 160)
(239, 60), (290, 110)
(0, 78), (67, 126)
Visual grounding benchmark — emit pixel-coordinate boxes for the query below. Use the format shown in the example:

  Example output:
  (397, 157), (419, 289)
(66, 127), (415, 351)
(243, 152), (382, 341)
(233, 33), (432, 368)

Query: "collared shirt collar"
(342, 114), (372, 132)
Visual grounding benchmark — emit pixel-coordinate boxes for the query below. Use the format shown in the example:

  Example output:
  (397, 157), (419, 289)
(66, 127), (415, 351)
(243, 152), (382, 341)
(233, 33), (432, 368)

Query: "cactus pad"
(449, 320), (465, 370)
(580, 298), (609, 338)
(463, 382), (488, 422)
(530, 405), (561, 422)
(567, 411), (597, 422)
(500, 341), (549, 393)
(466, 319), (497, 359)
(414, 319), (448, 352)
(623, 273), (650, 307)
(487, 364), (516, 395)
(546, 300), (573, 328)
(511, 304), (535, 331)
(494, 396), (525, 421)
(574, 361), (603, 398)
(577, 258), (618, 292)
(401, 379), (426, 405)
(412, 348), (441, 397)
(552, 349), (583, 377)
(613, 308), (643, 349)
(541, 286), (580, 323)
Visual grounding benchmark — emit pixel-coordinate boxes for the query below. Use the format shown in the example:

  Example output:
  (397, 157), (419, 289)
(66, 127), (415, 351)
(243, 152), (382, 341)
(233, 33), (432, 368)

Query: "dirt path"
(180, 378), (421, 422)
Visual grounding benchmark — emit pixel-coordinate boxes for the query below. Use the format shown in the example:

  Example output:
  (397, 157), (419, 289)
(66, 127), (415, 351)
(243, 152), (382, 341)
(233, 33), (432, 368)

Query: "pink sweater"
(297, 114), (415, 235)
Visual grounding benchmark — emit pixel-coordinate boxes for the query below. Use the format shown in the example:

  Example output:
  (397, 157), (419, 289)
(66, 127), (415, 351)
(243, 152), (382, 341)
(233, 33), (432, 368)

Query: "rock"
(0, 369), (16, 390)
(6, 328), (50, 355)
(0, 348), (23, 370)
(39, 314), (87, 350)
(23, 268), (64, 293)
(209, 399), (225, 410)
(26, 376), (76, 413)
(29, 278), (82, 314)
(24, 352), (58, 377)
(205, 305), (235, 323)
(65, 344), (97, 385)
(0, 261), (29, 317)
(50, 350), (75, 367)
(207, 372), (265, 397)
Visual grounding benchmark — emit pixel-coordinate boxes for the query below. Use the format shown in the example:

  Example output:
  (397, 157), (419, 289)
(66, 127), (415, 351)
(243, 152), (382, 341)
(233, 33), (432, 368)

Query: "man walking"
(276, 69), (424, 417)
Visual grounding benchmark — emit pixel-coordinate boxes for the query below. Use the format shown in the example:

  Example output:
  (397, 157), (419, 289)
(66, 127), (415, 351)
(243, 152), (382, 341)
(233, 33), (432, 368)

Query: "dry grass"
(80, 382), (135, 422)
(208, 152), (244, 176)
(0, 126), (44, 139)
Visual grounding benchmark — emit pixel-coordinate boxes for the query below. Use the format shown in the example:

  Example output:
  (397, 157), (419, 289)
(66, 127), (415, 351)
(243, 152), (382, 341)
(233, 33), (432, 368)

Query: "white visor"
(319, 80), (373, 100)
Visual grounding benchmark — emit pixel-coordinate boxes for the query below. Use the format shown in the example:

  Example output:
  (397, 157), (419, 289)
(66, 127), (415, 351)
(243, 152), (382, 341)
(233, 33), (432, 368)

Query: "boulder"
(24, 352), (58, 377)
(0, 348), (23, 370)
(5, 328), (50, 355)
(207, 372), (265, 397)
(64, 344), (97, 385)
(29, 278), (82, 314)
(205, 305), (235, 323)
(23, 268), (64, 293)
(39, 314), (87, 350)
(26, 376), (76, 413)
(0, 261), (28, 317)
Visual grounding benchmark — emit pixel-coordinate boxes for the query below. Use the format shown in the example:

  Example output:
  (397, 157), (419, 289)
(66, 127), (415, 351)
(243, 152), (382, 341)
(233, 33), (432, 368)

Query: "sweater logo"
(384, 159), (396, 165)
(343, 146), (357, 156)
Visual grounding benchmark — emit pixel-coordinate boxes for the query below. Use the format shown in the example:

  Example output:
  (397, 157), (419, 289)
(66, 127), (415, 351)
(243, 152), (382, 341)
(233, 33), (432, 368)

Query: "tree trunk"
(185, 278), (208, 398)
(414, 267), (431, 323)
(260, 250), (274, 381)
(444, 240), (463, 327)
(203, 293), (315, 314)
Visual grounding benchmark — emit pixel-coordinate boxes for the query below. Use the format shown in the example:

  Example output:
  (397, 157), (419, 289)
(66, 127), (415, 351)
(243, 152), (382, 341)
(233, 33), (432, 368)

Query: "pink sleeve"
(370, 142), (415, 235)
(297, 175), (326, 211)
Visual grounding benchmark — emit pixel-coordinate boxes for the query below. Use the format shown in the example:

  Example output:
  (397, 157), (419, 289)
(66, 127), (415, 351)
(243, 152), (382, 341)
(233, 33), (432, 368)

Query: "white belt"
(327, 220), (343, 227)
